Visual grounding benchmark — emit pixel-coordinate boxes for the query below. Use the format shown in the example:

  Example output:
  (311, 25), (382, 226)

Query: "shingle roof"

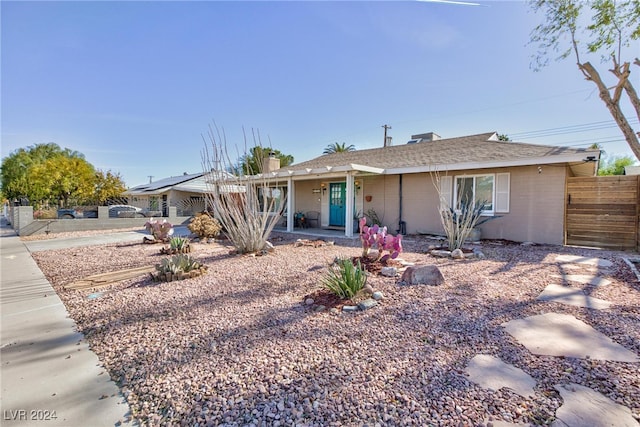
(286, 132), (596, 172)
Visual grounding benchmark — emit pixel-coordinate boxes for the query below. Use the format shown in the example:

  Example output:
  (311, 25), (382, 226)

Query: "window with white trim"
(451, 173), (510, 215)
(258, 186), (287, 212)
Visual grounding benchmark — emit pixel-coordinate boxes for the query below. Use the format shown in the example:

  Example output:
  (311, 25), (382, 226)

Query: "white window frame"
(454, 174), (496, 216)
(258, 186), (287, 214)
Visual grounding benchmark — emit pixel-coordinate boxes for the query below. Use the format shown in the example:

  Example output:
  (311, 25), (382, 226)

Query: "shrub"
(358, 217), (403, 262)
(321, 258), (367, 300)
(364, 208), (382, 226)
(34, 208), (57, 219)
(145, 218), (174, 242)
(188, 212), (222, 240)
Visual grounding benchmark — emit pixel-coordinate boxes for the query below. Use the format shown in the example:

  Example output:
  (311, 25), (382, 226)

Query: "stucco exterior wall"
(294, 180), (324, 226)
(482, 165), (566, 245)
(361, 175), (400, 232)
(400, 173), (441, 235)
(397, 165), (567, 245)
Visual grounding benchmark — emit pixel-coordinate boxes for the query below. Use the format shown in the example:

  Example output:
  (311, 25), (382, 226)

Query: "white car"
(108, 204), (145, 218)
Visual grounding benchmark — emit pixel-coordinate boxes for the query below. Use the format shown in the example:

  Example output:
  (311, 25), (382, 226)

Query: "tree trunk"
(611, 59), (640, 124)
(581, 62), (640, 161)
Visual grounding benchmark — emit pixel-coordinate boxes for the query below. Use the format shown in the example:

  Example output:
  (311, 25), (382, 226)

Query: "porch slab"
(465, 354), (536, 398)
(537, 284), (612, 310)
(502, 313), (638, 362)
(552, 383), (639, 427)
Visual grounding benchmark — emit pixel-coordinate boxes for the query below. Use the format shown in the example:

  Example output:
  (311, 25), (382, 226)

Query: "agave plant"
(169, 236), (190, 252)
(156, 254), (203, 275)
(321, 258), (367, 300)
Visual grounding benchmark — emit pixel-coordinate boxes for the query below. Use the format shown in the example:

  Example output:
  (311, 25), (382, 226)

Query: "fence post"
(637, 175), (640, 253)
(98, 206), (109, 219)
(15, 206), (34, 235)
(168, 206), (177, 219)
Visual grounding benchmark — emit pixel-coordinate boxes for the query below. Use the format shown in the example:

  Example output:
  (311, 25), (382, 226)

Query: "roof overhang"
(222, 152), (600, 184)
(384, 152), (599, 176)
(254, 163), (385, 181)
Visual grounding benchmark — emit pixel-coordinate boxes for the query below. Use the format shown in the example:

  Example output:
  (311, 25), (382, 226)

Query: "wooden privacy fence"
(565, 175), (640, 251)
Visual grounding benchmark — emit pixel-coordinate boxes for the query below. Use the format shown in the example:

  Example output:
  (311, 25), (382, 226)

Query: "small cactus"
(145, 218), (174, 242)
(358, 216), (402, 261)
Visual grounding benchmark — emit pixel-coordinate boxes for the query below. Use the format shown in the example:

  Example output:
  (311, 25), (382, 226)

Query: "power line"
(510, 119), (639, 139)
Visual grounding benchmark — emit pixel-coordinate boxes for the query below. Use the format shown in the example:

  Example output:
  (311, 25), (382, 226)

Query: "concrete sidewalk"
(0, 222), (133, 426)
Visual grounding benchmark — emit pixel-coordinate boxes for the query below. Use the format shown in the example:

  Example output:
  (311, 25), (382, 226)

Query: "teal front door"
(329, 183), (346, 226)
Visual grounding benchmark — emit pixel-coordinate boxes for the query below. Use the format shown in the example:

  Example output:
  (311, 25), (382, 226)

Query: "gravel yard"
(30, 232), (640, 426)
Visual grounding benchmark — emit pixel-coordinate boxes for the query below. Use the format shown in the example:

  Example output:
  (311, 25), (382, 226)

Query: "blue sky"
(2, 0), (637, 187)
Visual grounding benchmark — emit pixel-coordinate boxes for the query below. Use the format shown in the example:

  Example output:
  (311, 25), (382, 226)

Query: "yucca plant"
(321, 258), (367, 300)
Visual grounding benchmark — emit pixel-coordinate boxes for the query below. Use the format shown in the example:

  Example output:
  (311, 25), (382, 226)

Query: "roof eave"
(383, 152), (597, 175)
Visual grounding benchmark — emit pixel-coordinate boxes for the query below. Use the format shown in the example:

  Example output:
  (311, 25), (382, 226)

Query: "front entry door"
(329, 183), (346, 226)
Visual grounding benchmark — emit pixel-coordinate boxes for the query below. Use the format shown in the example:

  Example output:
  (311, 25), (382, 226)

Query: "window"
(455, 175), (494, 212)
(149, 196), (159, 210)
(449, 172), (510, 214)
(258, 186), (287, 212)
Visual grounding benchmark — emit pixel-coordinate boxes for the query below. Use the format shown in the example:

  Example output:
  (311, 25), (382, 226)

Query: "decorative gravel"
(30, 234), (640, 426)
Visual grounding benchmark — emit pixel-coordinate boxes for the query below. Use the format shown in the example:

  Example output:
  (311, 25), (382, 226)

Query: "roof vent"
(409, 132), (441, 144)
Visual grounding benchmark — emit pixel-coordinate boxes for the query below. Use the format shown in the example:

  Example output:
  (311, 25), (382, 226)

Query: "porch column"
(345, 174), (354, 237)
(286, 177), (294, 232)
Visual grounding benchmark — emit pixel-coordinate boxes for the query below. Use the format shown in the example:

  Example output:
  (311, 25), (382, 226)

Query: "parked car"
(57, 208), (98, 219)
(108, 204), (145, 218)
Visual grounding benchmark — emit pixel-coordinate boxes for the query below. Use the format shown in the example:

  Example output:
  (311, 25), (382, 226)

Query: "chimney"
(262, 152), (281, 174)
(409, 132), (441, 143)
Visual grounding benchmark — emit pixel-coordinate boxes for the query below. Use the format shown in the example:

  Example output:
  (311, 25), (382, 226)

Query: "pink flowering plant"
(358, 217), (402, 262)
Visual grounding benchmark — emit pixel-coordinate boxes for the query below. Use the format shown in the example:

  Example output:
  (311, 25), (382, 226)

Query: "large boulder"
(400, 265), (445, 286)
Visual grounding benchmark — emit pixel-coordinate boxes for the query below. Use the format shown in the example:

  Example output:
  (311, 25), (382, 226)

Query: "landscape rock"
(473, 249), (486, 259)
(451, 249), (464, 259)
(380, 267), (397, 277)
(357, 299), (378, 311)
(430, 250), (451, 258)
(305, 298), (314, 305)
(372, 291), (384, 300)
(400, 265), (445, 286)
(342, 305), (359, 312)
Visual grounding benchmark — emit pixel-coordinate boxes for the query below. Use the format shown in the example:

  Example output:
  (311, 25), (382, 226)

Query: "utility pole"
(382, 124), (392, 147)
(148, 176), (154, 184)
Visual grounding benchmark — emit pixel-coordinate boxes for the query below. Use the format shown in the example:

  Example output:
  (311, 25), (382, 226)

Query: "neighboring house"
(261, 131), (600, 245)
(624, 165), (640, 175)
(124, 172), (213, 216)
